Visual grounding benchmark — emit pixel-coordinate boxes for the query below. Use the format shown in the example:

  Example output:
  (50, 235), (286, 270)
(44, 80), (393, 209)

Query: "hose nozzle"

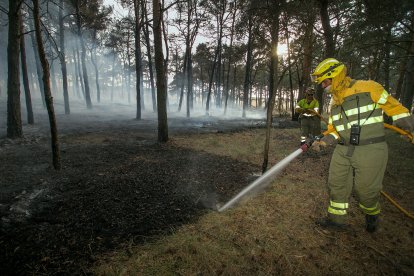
(301, 134), (325, 152)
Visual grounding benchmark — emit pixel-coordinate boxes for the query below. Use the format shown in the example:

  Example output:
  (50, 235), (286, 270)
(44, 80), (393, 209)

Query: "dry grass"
(93, 128), (414, 276)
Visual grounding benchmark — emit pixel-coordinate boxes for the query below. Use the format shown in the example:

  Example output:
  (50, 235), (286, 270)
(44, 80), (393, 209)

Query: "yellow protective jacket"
(323, 80), (411, 141)
(295, 98), (319, 117)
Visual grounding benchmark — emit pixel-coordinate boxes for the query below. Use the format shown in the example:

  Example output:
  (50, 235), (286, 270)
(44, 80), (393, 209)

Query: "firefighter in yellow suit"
(295, 89), (320, 145)
(310, 58), (414, 232)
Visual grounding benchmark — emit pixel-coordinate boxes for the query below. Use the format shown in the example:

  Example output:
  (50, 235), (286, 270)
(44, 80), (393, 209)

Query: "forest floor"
(0, 103), (413, 275)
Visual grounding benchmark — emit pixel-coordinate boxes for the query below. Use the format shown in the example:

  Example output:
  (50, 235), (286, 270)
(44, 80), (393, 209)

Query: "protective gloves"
(295, 108), (305, 114)
(394, 114), (414, 132)
(311, 134), (337, 152)
(304, 109), (316, 115)
(393, 114), (414, 144)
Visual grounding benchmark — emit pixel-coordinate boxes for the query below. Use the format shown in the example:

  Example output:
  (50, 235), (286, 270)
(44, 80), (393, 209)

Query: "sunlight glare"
(277, 43), (288, 56)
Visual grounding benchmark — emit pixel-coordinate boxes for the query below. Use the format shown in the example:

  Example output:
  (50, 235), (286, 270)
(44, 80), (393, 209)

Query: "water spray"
(218, 136), (322, 212)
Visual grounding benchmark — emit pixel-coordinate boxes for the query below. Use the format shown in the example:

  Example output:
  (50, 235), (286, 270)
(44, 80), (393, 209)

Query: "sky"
(101, 0), (288, 56)
(103, 0), (129, 17)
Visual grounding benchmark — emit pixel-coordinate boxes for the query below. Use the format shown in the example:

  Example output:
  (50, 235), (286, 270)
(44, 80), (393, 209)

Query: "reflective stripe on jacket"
(330, 92), (384, 144)
(323, 80), (410, 140)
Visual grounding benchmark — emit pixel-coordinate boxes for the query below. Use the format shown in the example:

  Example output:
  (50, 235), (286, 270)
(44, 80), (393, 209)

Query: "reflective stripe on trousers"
(327, 142), (387, 224)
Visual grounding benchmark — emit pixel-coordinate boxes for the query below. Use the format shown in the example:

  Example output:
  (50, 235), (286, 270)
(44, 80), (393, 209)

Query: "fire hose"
(219, 119), (413, 220)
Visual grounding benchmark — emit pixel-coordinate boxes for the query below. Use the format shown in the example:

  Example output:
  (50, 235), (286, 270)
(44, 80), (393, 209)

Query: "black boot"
(365, 214), (378, 233)
(315, 217), (348, 231)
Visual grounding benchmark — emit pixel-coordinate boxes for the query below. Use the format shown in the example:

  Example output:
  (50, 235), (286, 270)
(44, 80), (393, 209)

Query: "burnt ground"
(0, 108), (296, 275)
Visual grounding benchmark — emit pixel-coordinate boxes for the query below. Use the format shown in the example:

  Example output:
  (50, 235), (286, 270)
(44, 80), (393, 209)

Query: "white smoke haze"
(0, 85), (267, 138)
(0, 0), (278, 139)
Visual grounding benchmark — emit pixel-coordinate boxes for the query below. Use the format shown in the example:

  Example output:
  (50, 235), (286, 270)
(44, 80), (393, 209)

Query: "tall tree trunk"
(285, 25), (294, 120)
(383, 28), (391, 92)
(111, 53), (116, 101)
(243, 13), (253, 118)
(139, 50), (145, 110)
(73, 48), (82, 98)
(7, 0), (23, 138)
(205, 47), (219, 115)
(90, 46), (101, 103)
(215, 19), (224, 108)
(90, 28), (101, 103)
(59, 0), (70, 114)
(143, 0), (157, 112)
(186, 51), (193, 118)
(394, 56), (407, 99)
(75, 1), (92, 108)
(153, 0), (168, 142)
(72, 50), (80, 97)
(126, 29), (132, 104)
(75, 43), (85, 98)
(300, 12), (315, 99)
(28, 9), (45, 107)
(224, 0), (237, 115)
(134, 0), (142, 119)
(178, 51), (188, 112)
(19, 10), (34, 124)
(50, 60), (58, 95)
(33, 0), (61, 170)
(161, 4), (170, 110)
(262, 0), (281, 173)
(200, 65), (206, 105)
(319, 0), (335, 56)
(231, 63), (237, 105)
(318, 0), (335, 114)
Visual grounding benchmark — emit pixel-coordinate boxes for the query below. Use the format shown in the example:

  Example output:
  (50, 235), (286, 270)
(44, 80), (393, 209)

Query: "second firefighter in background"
(295, 89), (320, 145)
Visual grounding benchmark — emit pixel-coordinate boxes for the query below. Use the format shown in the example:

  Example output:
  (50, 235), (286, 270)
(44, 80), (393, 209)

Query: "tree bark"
(319, 0), (335, 57)
(224, 0), (237, 115)
(187, 51), (193, 118)
(143, 0), (157, 112)
(28, 9), (45, 107)
(19, 10), (34, 124)
(300, 12), (315, 99)
(243, 12), (253, 118)
(318, 0), (335, 114)
(59, 0), (70, 114)
(205, 47), (219, 115)
(110, 53), (116, 101)
(126, 28), (132, 104)
(262, 0), (281, 173)
(178, 51), (188, 112)
(215, 8), (225, 108)
(7, 0), (23, 138)
(394, 56), (407, 100)
(33, 0), (61, 170)
(134, 0), (142, 119)
(73, 48), (84, 98)
(90, 44), (101, 103)
(153, 0), (168, 142)
(285, 24), (294, 120)
(50, 60), (58, 95)
(74, 0), (92, 109)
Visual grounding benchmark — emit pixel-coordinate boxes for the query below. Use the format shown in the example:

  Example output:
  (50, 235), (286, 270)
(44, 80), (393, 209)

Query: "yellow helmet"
(311, 58), (345, 84)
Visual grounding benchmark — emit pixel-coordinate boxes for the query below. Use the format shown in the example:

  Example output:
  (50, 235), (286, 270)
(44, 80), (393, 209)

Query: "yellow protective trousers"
(327, 142), (388, 224)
